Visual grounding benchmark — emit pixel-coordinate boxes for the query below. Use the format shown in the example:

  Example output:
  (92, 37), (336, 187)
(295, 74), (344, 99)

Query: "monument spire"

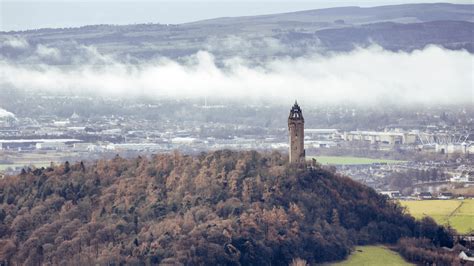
(288, 101), (305, 163)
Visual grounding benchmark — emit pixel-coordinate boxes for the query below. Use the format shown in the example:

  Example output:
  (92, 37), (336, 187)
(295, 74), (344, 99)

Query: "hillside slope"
(191, 3), (473, 26)
(1, 3), (472, 64)
(0, 151), (453, 265)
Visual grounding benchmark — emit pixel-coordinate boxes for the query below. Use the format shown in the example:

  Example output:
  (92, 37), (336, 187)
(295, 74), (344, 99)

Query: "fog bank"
(1, 45), (472, 106)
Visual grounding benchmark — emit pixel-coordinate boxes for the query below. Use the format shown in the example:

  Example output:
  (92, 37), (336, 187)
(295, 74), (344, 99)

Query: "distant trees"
(387, 168), (448, 193)
(398, 237), (459, 265)
(0, 150), (456, 265)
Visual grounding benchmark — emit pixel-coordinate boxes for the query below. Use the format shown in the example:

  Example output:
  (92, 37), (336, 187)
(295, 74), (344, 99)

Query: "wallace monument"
(288, 101), (305, 163)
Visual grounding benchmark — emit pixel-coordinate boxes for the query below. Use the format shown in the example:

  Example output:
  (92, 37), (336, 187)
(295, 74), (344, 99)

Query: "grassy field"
(0, 163), (51, 171)
(331, 246), (413, 266)
(401, 199), (474, 234)
(0, 164), (26, 171)
(310, 156), (404, 165)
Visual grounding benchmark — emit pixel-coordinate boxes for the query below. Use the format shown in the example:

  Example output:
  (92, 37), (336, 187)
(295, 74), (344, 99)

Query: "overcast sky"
(1, 0), (471, 31)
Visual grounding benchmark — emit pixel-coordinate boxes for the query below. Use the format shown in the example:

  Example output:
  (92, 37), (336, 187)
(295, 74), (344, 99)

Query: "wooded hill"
(0, 150), (454, 265)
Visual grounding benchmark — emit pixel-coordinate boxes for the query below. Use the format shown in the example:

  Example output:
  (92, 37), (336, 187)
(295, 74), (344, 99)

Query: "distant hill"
(190, 3), (473, 26)
(0, 151), (454, 265)
(0, 3), (472, 64)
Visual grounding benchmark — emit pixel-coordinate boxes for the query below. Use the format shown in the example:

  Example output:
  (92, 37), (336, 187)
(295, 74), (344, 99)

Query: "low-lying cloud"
(0, 36), (30, 49)
(35, 44), (61, 60)
(0, 45), (472, 106)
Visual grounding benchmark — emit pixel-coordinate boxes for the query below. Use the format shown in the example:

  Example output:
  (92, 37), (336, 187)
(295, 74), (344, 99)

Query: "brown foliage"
(0, 150), (454, 265)
(398, 237), (460, 266)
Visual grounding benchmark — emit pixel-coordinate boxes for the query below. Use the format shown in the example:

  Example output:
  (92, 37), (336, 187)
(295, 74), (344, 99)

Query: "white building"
(450, 175), (470, 183)
(343, 130), (417, 145)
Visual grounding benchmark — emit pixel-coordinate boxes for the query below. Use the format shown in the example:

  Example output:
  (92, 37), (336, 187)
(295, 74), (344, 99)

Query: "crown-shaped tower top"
(289, 100), (304, 121)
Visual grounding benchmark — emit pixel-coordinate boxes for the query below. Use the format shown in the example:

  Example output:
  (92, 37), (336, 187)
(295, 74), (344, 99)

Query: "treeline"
(0, 150), (455, 265)
(388, 168), (448, 194)
(397, 236), (461, 266)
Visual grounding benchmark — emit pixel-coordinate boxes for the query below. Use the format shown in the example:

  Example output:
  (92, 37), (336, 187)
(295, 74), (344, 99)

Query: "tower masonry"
(288, 101), (305, 163)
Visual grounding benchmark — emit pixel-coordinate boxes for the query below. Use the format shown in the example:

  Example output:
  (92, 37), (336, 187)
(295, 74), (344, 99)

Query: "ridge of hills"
(189, 3), (473, 25)
(0, 150), (453, 265)
(1, 3), (473, 64)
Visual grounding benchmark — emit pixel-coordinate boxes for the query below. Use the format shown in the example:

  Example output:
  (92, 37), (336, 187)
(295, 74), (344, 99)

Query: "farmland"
(331, 246), (413, 266)
(0, 164), (27, 171)
(0, 150), (70, 174)
(401, 199), (474, 234)
(0, 163), (51, 171)
(310, 156), (404, 165)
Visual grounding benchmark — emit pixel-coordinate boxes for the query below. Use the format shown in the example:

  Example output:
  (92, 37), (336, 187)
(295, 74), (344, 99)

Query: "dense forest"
(0, 150), (456, 265)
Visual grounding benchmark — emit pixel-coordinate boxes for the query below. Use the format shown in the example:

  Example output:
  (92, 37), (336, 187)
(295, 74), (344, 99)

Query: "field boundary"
(448, 201), (464, 219)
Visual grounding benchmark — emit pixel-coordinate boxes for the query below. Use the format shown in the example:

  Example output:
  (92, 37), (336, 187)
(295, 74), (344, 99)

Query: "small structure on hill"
(288, 101), (305, 163)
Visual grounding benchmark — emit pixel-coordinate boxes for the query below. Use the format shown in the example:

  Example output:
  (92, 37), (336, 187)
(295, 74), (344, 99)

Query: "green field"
(401, 199), (474, 234)
(331, 246), (413, 266)
(310, 156), (404, 165)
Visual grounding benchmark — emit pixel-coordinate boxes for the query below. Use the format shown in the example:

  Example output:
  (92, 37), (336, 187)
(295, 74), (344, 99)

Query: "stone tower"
(288, 101), (305, 163)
